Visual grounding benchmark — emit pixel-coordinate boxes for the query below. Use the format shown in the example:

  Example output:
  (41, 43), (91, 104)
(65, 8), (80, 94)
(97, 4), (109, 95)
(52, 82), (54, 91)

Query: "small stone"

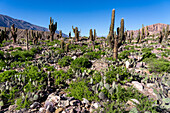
(146, 83), (156, 88)
(55, 108), (63, 113)
(104, 83), (110, 90)
(125, 61), (130, 68)
(93, 102), (101, 109)
(8, 104), (17, 112)
(58, 100), (69, 107)
(46, 104), (54, 113)
(82, 98), (89, 104)
(132, 81), (143, 92)
(70, 100), (80, 106)
(45, 101), (54, 109)
(72, 56), (77, 60)
(30, 102), (40, 109)
(99, 92), (106, 100)
(127, 99), (140, 106)
(39, 107), (46, 112)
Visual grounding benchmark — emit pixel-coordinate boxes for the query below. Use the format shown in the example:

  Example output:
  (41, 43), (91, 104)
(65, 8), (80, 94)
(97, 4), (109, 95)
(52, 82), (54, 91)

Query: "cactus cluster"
(49, 17), (57, 41)
(72, 26), (80, 41)
(31, 30), (42, 45)
(0, 27), (8, 43)
(107, 9), (125, 59)
(11, 24), (18, 43)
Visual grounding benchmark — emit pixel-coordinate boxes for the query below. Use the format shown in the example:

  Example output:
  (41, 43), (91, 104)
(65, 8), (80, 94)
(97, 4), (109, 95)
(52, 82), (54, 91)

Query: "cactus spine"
(49, 17), (57, 41)
(11, 24), (17, 43)
(72, 26), (80, 41)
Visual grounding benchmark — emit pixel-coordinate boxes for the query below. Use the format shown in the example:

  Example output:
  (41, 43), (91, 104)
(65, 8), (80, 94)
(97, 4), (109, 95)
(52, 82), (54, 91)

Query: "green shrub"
(142, 47), (154, 53)
(58, 56), (73, 67)
(66, 79), (99, 101)
(71, 57), (92, 71)
(52, 69), (73, 86)
(0, 70), (17, 83)
(105, 57), (116, 61)
(142, 52), (156, 61)
(16, 96), (31, 110)
(8, 46), (14, 51)
(14, 47), (22, 50)
(102, 85), (157, 112)
(144, 58), (170, 73)
(105, 66), (132, 84)
(83, 51), (105, 60)
(92, 71), (102, 84)
(118, 49), (137, 60)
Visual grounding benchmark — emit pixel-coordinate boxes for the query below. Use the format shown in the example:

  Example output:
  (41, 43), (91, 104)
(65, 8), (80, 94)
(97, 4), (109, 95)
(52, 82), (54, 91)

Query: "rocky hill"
(127, 23), (169, 37)
(0, 14), (68, 37)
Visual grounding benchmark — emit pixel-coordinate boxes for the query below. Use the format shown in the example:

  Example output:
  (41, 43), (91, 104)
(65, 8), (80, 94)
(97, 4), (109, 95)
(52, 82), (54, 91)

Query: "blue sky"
(0, 0), (169, 36)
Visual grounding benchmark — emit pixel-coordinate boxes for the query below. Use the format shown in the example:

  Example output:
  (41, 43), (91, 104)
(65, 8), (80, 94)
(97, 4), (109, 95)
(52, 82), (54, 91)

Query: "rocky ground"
(0, 35), (170, 113)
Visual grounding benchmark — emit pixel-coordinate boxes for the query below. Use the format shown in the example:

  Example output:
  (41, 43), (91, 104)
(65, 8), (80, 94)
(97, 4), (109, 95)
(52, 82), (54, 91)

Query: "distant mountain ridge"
(0, 14), (68, 37)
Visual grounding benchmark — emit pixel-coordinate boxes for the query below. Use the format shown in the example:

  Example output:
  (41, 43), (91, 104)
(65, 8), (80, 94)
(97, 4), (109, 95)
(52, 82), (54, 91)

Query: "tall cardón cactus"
(120, 18), (125, 44)
(137, 29), (140, 43)
(146, 26), (149, 37)
(159, 31), (163, 43)
(4, 27), (8, 41)
(59, 30), (62, 38)
(49, 17), (57, 41)
(0, 29), (5, 43)
(113, 31), (118, 59)
(107, 9), (115, 49)
(165, 25), (169, 39)
(25, 29), (29, 50)
(130, 31), (133, 43)
(89, 29), (96, 51)
(142, 24), (145, 39)
(11, 24), (17, 43)
(72, 26), (80, 41)
(69, 32), (71, 38)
